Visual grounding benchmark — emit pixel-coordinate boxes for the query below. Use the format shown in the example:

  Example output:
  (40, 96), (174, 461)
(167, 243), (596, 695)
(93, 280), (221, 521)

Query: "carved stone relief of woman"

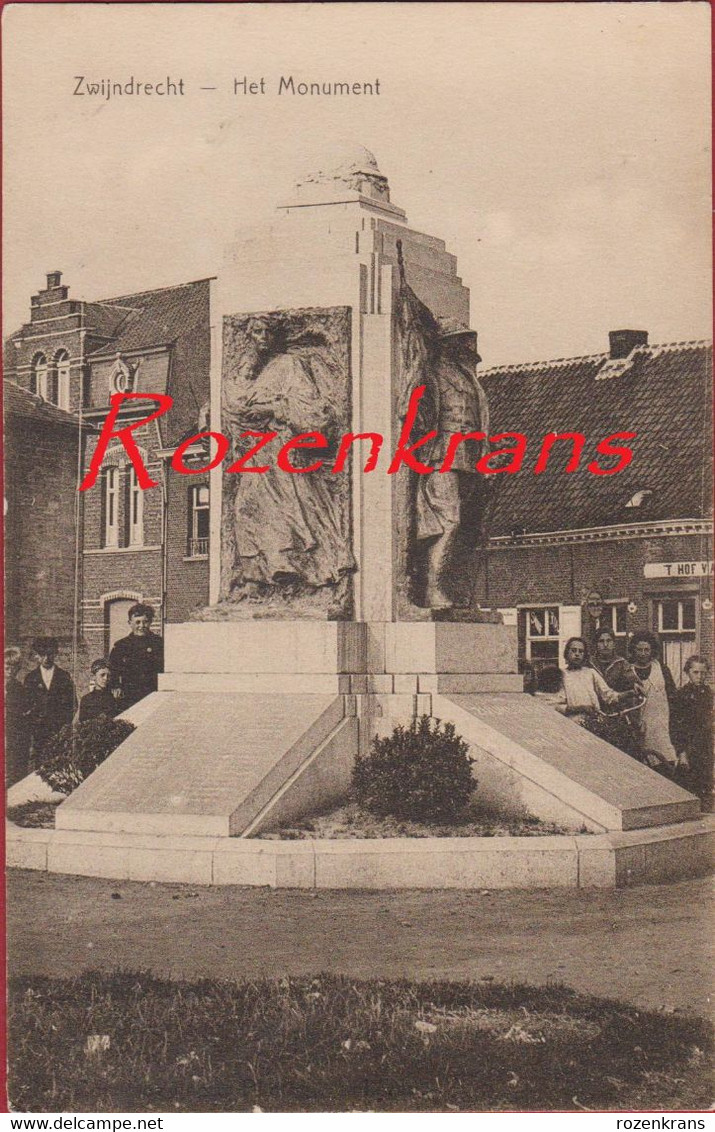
(221, 315), (355, 602)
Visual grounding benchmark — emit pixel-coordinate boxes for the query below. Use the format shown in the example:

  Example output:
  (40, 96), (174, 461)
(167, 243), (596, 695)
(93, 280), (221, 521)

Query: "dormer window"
(625, 489), (653, 509)
(110, 355), (135, 395)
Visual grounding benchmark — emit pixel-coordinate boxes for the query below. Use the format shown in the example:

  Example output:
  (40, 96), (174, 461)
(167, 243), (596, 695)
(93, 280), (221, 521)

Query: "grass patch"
(8, 972), (712, 1112)
(258, 800), (573, 839)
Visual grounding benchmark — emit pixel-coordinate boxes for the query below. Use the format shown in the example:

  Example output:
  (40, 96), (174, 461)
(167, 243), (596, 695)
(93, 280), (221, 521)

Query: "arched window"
(30, 353), (47, 398)
(53, 349), (71, 410)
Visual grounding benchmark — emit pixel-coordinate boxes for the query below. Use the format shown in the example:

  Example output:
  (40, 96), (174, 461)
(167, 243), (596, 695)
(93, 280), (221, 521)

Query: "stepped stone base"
(163, 620), (518, 677)
(54, 620), (698, 843)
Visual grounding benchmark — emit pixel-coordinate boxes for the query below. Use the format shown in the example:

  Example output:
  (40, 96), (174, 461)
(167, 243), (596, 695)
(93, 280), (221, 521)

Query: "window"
(102, 467), (120, 548)
(654, 597), (697, 686)
(519, 604), (581, 690)
(111, 357), (134, 394)
(657, 598), (696, 635)
(47, 367), (59, 405)
(126, 466), (144, 547)
(100, 464), (144, 549)
(82, 366), (92, 409)
(30, 353), (47, 397)
(525, 606), (561, 661)
(603, 600), (628, 637)
(187, 484), (209, 557)
(625, 489), (653, 509)
(53, 350), (71, 410)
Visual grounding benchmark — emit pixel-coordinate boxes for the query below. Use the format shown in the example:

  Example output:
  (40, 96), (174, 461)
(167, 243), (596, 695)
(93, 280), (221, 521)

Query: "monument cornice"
(279, 194), (407, 221)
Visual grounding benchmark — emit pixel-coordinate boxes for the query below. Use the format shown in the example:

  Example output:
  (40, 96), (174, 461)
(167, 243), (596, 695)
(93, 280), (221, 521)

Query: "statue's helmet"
(437, 316), (474, 339)
(436, 317), (481, 362)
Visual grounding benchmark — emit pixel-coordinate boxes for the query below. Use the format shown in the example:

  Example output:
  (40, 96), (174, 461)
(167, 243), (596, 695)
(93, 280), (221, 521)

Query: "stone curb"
(6, 817), (714, 890)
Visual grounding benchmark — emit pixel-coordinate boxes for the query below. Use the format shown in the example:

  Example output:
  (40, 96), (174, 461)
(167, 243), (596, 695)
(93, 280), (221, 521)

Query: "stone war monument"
(58, 144), (699, 843)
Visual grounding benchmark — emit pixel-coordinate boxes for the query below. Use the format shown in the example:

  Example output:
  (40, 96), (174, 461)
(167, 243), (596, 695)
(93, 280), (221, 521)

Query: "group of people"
(555, 628), (713, 810)
(4, 603), (163, 789)
(5, 601), (712, 812)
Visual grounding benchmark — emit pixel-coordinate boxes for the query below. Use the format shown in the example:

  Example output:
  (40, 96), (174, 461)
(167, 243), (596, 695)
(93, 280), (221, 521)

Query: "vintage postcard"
(3, 0), (713, 1118)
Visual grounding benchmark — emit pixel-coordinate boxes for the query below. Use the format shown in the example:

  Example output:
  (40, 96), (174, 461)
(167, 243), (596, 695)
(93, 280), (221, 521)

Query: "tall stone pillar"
(211, 145), (482, 620)
(197, 144), (519, 753)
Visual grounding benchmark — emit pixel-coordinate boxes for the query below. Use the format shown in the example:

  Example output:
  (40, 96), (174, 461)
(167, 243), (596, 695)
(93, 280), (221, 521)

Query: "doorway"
(104, 598), (136, 654)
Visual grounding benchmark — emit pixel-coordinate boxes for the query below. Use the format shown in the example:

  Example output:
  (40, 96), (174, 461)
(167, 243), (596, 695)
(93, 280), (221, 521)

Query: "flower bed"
(7, 802), (60, 829)
(257, 801), (575, 840)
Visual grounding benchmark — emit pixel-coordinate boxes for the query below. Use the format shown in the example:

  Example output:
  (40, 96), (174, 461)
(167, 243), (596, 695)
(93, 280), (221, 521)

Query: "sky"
(2, 2), (711, 366)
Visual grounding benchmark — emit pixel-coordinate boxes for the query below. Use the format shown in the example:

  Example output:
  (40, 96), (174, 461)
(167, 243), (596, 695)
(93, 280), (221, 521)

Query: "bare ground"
(7, 869), (714, 1018)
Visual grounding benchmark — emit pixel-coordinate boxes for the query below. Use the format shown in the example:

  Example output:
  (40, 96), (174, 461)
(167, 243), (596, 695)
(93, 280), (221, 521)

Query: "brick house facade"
(4, 272), (213, 685)
(476, 332), (713, 687)
(2, 382), (94, 679)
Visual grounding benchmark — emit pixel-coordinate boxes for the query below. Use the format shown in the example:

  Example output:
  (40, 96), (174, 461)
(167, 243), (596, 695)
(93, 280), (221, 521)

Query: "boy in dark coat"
(108, 603), (163, 710)
(23, 637), (76, 763)
(78, 658), (119, 724)
(673, 655), (713, 812)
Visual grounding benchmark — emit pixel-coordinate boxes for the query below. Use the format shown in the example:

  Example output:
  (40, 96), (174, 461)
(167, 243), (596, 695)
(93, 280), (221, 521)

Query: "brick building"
(4, 272), (213, 676)
(2, 382), (95, 677)
(476, 332), (713, 687)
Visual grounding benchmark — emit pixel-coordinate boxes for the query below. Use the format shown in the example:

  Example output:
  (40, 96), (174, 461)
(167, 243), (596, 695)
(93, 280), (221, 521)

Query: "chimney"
(46, 270), (63, 289)
(609, 329), (648, 359)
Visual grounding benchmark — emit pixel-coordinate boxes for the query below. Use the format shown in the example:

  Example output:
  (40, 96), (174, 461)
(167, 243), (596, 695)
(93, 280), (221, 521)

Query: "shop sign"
(643, 561), (713, 579)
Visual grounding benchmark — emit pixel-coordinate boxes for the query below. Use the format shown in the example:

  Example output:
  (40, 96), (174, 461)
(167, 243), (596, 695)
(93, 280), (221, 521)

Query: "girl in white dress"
(555, 637), (629, 724)
(628, 631), (678, 771)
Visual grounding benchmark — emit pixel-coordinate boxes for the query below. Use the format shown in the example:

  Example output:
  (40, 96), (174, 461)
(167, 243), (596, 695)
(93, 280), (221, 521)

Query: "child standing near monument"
(77, 659), (119, 725)
(23, 637), (76, 763)
(108, 604), (164, 709)
(673, 655), (713, 812)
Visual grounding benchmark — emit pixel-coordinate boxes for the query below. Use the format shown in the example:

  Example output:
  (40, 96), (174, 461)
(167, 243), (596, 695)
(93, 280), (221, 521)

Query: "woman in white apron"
(629, 631), (678, 771)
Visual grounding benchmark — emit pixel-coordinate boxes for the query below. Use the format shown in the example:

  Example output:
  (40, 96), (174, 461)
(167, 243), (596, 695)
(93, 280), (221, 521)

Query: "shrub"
(37, 718), (135, 794)
(352, 714), (474, 823)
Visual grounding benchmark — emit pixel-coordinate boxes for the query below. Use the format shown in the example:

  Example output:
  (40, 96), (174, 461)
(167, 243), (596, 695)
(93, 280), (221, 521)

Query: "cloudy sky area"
(3, 2), (711, 366)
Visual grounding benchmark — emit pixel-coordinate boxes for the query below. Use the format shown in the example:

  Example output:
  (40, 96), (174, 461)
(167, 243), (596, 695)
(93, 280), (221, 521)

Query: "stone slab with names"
(56, 694), (355, 837)
(438, 694), (700, 832)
